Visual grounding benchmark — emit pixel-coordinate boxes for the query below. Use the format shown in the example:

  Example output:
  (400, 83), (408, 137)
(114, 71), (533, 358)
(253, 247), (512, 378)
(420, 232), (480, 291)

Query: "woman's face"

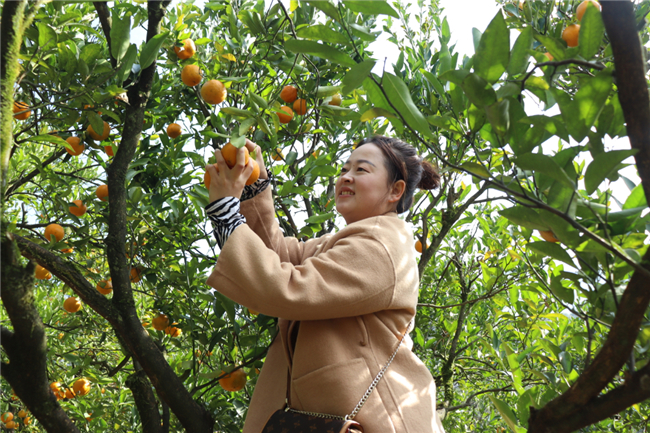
(335, 143), (404, 225)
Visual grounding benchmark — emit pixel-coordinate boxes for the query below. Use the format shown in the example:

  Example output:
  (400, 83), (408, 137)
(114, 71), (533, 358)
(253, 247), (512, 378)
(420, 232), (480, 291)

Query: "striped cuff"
(205, 197), (246, 249)
(241, 175), (272, 202)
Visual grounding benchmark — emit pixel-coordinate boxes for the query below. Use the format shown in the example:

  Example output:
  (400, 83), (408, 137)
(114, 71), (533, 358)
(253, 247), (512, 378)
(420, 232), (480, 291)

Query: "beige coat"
(206, 188), (445, 433)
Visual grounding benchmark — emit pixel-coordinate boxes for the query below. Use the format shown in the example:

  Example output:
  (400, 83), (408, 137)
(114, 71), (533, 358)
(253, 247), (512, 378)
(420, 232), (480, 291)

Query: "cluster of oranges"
(203, 142), (261, 188)
(561, 0), (601, 48)
(50, 378), (91, 401)
(1, 410), (31, 429)
(148, 313), (182, 338)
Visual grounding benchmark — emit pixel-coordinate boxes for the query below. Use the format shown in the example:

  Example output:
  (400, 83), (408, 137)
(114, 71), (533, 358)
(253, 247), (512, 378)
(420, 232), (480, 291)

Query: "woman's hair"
(356, 135), (440, 213)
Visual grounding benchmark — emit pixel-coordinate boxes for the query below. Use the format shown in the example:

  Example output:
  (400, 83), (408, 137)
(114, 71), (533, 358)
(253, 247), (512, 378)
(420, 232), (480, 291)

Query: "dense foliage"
(1, 1), (649, 432)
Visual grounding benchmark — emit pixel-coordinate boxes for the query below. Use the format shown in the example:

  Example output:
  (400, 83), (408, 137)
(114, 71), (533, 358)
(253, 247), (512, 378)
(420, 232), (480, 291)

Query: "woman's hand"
(244, 138), (268, 180)
(206, 146), (254, 202)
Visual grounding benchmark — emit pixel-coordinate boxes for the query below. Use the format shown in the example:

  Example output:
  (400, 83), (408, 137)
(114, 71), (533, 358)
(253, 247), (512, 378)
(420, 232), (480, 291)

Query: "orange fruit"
(13, 101), (31, 120)
(50, 382), (65, 400)
(130, 267), (141, 283)
(328, 94), (342, 106)
(221, 142), (250, 168)
(44, 223), (65, 242)
(415, 240), (425, 253)
(201, 79), (227, 104)
(17, 411), (26, 419)
(84, 104), (102, 115)
(539, 230), (560, 243)
(60, 243), (74, 253)
(73, 378), (91, 396)
(272, 148), (284, 161)
(104, 145), (115, 156)
(562, 24), (580, 47)
(96, 279), (112, 295)
(1, 413), (13, 423)
(65, 136), (84, 156)
(280, 85), (297, 103)
(35, 265), (52, 280)
(174, 38), (196, 59)
(63, 297), (82, 313)
(165, 326), (182, 337)
(152, 314), (169, 331)
(65, 387), (75, 399)
(23, 417), (30, 426)
(69, 200), (87, 217)
(219, 369), (247, 392)
(4, 420), (16, 429)
(181, 64), (202, 86)
(576, 0), (601, 21)
(293, 98), (307, 115)
(544, 52), (553, 61)
(277, 106), (294, 124)
(87, 121), (110, 141)
(96, 184), (109, 201)
(203, 163), (219, 188)
(246, 160), (260, 186)
(167, 123), (182, 138)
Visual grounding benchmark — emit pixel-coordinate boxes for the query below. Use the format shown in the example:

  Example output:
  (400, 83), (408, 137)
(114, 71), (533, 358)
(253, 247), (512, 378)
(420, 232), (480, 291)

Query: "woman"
(204, 136), (445, 433)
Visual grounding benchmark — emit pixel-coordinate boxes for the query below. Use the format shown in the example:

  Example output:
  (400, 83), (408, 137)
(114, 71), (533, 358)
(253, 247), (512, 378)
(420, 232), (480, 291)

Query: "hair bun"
(418, 160), (440, 190)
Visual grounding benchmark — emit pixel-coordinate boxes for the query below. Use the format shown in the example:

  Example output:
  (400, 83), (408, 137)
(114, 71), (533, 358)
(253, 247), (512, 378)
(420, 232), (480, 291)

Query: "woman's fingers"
(236, 147), (255, 179)
(245, 139), (268, 179)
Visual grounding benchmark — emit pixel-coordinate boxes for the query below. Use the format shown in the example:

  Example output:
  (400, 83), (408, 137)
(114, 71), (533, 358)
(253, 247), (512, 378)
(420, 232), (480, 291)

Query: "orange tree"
(1, 1), (649, 432)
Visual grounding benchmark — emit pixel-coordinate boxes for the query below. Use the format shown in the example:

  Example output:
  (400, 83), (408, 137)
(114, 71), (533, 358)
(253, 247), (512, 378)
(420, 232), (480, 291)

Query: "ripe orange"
(246, 159), (260, 186)
(50, 382), (65, 400)
(328, 94), (342, 106)
(4, 421), (16, 429)
(17, 411), (26, 419)
(152, 314), (169, 331)
(415, 240), (425, 253)
(293, 98), (307, 115)
(35, 265), (52, 280)
(96, 184), (109, 201)
(87, 121), (110, 141)
(219, 369), (247, 392)
(221, 142), (250, 168)
(174, 38), (196, 60)
(96, 279), (113, 295)
(167, 123), (182, 138)
(272, 148), (284, 161)
(544, 52), (553, 61)
(63, 297), (82, 313)
(73, 378), (91, 396)
(277, 106), (294, 124)
(201, 79), (227, 105)
(203, 163), (219, 188)
(562, 24), (580, 48)
(65, 136), (84, 156)
(65, 387), (75, 399)
(104, 145), (115, 156)
(44, 223), (65, 242)
(165, 326), (182, 337)
(576, 0), (601, 21)
(539, 230), (560, 243)
(280, 85), (297, 103)
(13, 101), (31, 120)
(60, 243), (74, 254)
(181, 64), (202, 87)
(69, 200), (87, 217)
(1, 413), (13, 423)
(23, 417), (30, 426)
(130, 267), (141, 283)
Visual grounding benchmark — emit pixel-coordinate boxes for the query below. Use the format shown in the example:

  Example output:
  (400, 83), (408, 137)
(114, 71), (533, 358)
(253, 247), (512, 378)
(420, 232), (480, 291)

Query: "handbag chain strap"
(285, 319), (412, 421)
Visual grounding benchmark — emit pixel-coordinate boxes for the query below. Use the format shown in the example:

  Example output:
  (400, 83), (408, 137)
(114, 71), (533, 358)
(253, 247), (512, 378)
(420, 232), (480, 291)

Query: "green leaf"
(623, 184), (647, 210)
(461, 73), (497, 107)
(360, 107), (396, 121)
(459, 162), (490, 179)
(305, 0), (340, 21)
(343, 1), (398, 17)
(421, 70), (446, 96)
(110, 11), (131, 63)
(80, 44), (102, 64)
(285, 39), (356, 66)
(558, 351), (572, 373)
(534, 33), (566, 61)
(305, 212), (335, 224)
(140, 32), (169, 70)
(349, 24), (376, 42)
(499, 207), (549, 231)
(296, 24), (349, 45)
(88, 112), (105, 140)
(438, 69), (469, 86)
(579, 4), (605, 60)
(487, 396), (522, 433)
(474, 12), (510, 83)
(221, 107), (253, 118)
(315, 85), (342, 97)
(427, 115), (462, 132)
(584, 149), (638, 195)
(250, 92), (268, 109)
(117, 44), (137, 83)
(382, 73), (433, 138)
(527, 242), (574, 266)
(37, 23), (57, 50)
(508, 26), (533, 76)
(515, 153), (576, 189)
(31, 134), (69, 147)
(342, 60), (376, 95)
(468, 104), (486, 132)
(485, 99), (510, 137)
(550, 276), (575, 304)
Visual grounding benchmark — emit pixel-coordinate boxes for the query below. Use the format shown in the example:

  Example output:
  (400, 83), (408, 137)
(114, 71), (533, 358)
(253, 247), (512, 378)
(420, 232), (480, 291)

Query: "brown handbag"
(259, 321), (412, 433)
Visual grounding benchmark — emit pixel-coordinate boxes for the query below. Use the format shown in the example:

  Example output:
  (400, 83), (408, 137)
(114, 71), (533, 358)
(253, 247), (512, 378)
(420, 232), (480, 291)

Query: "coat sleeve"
(238, 187), (326, 265)
(205, 223), (397, 321)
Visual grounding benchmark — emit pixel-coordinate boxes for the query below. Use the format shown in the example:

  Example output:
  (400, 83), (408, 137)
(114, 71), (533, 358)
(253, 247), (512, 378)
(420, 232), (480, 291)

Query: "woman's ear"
(388, 180), (406, 203)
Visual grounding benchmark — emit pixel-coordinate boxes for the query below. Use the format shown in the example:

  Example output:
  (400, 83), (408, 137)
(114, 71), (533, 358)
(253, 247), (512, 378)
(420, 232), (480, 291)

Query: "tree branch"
(126, 369), (163, 433)
(92, 2), (115, 68)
